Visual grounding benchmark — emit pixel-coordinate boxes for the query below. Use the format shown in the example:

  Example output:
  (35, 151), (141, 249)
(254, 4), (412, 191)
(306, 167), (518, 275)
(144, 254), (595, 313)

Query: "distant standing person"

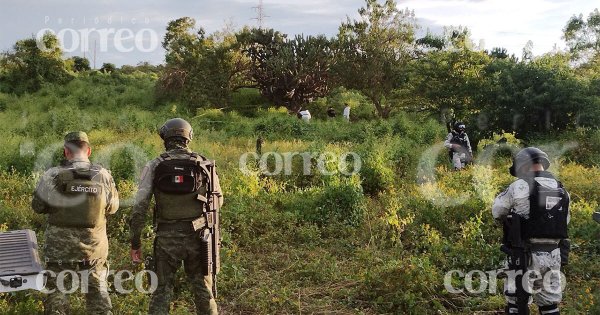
(444, 122), (473, 170)
(327, 107), (336, 119)
(298, 108), (311, 122)
(343, 104), (351, 121)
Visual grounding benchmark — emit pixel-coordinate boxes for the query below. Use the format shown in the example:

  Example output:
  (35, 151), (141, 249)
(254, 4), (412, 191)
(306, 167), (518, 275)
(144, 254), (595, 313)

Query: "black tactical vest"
(450, 131), (469, 149)
(153, 152), (209, 221)
(522, 172), (569, 239)
(49, 165), (108, 228)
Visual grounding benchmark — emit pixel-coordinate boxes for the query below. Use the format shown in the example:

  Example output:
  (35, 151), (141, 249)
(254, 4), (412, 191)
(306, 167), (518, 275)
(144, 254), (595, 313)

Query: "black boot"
(505, 303), (519, 314)
(538, 304), (559, 315)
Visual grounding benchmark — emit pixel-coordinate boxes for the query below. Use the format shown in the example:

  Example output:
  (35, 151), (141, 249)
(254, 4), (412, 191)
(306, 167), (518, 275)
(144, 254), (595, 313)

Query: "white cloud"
(400, 0), (598, 56)
(1, 0), (598, 65)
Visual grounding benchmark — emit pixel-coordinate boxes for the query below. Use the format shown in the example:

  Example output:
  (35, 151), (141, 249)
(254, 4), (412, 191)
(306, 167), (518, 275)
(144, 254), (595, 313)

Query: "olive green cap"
(64, 131), (89, 144)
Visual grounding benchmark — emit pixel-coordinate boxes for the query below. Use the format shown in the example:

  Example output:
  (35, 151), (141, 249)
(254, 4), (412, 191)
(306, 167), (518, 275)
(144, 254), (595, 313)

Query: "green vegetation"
(0, 0), (599, 313)
(0, 72), (598, 314)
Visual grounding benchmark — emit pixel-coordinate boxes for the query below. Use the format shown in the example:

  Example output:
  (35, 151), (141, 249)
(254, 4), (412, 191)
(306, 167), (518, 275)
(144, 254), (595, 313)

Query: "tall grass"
(0, 75), (599, 314)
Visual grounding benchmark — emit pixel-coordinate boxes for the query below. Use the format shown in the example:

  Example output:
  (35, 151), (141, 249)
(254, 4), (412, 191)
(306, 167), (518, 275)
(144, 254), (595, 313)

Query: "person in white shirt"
(343, 104), (350, 121)
(298, 109), (311, 122)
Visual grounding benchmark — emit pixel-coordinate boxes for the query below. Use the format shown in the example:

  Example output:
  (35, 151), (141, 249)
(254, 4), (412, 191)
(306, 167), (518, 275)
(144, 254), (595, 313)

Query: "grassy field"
(0, 72), (599, 314)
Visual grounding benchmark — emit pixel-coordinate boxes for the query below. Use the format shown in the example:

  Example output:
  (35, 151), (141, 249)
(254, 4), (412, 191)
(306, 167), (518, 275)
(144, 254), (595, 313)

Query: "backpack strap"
(69, 164), (101, 180)
(195, 159), (214, 204)
(191, 152), (208, 162)
(89, 164), (103, 172)
(189, 153), (209, 175)
(159, 152), (171, 161)
(197, 161), (212, 183)
(83, 164), (103, 181)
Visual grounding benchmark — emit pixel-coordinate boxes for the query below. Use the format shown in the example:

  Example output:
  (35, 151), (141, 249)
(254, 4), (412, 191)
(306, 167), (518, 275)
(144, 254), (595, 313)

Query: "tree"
(522, 40), (534, 62)
(333, 0), (417, 118)
(237, 28), (333, 111)
(488, 47), (509, 59)
(100, 63), (116, 73)
(409, 47), (490, 122)
(481, 53), (591, 137)
(120, 61), (162, 75)
(441, 26), (473, 50)
(0, 32), (72, 94)
(70, 56), (91, 72)
(563, 9), (600, 62)
(157, 17), (245, 109)
(416, 31), (446, 51)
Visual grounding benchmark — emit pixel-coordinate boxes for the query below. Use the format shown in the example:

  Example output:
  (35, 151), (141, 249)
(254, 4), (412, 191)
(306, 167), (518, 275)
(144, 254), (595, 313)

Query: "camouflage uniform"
(32, 132), (119, 315)
(444, 131), (472, 170)
(130, 141), (223, 315)
(493, 174), (569, 314)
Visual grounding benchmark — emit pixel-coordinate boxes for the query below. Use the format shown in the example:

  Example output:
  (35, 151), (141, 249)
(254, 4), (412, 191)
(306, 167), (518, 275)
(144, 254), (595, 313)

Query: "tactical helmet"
(509, 147), (550, 177)
(454, 122), (466, 133)
(159, 118), (193, 141)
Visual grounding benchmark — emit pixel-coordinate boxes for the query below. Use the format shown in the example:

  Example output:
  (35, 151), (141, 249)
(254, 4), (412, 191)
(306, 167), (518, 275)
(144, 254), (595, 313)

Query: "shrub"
(356, 140), (396, 196)
(285, 176), (365, 227)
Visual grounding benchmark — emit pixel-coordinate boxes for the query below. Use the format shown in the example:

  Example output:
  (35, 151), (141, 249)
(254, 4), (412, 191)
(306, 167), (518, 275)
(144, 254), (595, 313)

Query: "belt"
(528, 243), (559, 252)
(157, 217), (205, 232)
(157, 221), (194, 232)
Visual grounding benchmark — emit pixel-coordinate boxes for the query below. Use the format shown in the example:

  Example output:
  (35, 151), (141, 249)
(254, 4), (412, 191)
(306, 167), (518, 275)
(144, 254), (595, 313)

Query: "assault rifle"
(501, 213), (530, 315)
(198, 160), (221, 298)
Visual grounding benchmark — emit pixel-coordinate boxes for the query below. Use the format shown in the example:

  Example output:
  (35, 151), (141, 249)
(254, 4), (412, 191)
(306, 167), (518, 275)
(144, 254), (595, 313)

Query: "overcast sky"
(0, 0), (597, 67)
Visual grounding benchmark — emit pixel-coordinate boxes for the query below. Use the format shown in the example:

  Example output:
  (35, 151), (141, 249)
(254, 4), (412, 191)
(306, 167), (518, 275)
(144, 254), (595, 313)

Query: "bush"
(356, 139), (396, 196)
(284, 176), (365, 227)
(230, 88), (270, 116)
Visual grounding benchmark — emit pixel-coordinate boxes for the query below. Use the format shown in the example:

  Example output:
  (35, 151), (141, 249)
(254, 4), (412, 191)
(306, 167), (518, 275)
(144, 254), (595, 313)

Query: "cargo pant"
(451, 152), (468, 170)
(149, 233), (217, 315)
(44, 259), (112, 315)
(504, 248), (563, 314)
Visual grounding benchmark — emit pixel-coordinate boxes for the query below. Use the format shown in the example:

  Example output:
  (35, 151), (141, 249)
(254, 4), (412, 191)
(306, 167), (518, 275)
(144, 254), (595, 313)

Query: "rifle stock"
(503, 213), (530, 315)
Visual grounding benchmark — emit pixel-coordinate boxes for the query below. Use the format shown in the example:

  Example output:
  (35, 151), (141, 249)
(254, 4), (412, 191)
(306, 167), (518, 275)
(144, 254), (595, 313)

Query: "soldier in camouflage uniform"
(493, 148), (569, 315)
(32, 132), (119, 315)
(129, 118), (223, 315)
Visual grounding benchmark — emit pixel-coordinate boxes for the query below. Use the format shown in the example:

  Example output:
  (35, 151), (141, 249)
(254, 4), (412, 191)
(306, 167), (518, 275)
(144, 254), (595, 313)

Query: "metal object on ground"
(0, 230), (45, 292)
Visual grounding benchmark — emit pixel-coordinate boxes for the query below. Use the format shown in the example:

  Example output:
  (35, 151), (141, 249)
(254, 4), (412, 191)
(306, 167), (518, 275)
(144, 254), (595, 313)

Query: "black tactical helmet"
(509, 147), (550, 177)
(453, 122), (466, 133)
(159, 118), (193, 141)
